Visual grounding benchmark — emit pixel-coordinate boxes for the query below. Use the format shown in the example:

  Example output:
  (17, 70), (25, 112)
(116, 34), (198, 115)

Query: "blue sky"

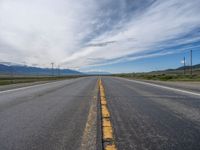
(0, 0), (200, 73)
(82, 48), (200, 73)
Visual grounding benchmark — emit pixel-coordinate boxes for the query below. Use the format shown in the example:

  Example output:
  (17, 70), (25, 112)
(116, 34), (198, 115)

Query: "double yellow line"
(99, 79), (117, 150)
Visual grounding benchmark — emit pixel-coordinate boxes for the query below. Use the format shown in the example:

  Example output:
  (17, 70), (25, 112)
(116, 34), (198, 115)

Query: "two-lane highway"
(0, 76), (200, 150)
(102, 77), (200, 150)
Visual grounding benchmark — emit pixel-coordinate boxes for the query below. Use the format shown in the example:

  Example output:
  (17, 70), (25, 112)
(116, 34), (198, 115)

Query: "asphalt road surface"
(102, 77), (200, 150)
(0, 77), (99, 150)
(0, 76), (200, 150)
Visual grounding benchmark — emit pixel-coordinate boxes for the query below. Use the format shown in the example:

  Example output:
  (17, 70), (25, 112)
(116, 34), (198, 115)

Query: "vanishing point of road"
(0, 76), (200, 150)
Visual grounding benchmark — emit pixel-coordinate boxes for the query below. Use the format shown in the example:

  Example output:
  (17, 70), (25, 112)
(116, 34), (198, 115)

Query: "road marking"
(99, 79), (117, 150)
(0, 79), (69, 94)
(103, 126), (114, 141)
(120, 78), (200, 97)
(101, 100), (107, 105)
(102, 105), (110, 118)
(105, 145), (117, 150)
(103, 118), (112, 127)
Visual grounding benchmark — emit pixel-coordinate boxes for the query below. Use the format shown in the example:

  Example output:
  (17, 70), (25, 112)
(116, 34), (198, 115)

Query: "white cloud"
(0, 0), (97, 67)
(0, 0), (200, 70)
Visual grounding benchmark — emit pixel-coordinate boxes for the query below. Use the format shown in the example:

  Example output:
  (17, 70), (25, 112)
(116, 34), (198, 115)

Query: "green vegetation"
(114, 72), (200, 81)
(0, 76), (83, 86)
(114, 70), (200, 81)
(114, 65), (200, 82)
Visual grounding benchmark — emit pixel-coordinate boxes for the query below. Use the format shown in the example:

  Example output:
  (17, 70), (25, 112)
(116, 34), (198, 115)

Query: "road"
(102, 77), (200, 150)
(0, 77), (99, 150)
(0, 76), (200, 150)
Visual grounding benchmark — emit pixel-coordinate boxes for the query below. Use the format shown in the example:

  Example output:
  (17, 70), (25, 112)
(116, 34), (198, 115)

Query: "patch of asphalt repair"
(80, 79), (102, 150)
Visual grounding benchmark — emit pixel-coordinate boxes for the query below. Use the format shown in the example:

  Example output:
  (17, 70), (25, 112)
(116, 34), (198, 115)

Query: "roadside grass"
(0, 76), (83, 86)
(113, 73), (200, 82)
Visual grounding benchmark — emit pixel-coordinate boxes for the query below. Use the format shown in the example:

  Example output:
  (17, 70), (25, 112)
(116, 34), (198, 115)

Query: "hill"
(0, 64), (82, 76)
(176, 64), (200, 70)
(84, 71), (111, 75)
(114, 64), (200, 81)
(150, 64), (200, 75)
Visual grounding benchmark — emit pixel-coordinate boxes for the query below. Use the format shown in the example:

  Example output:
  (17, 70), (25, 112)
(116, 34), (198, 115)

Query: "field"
(114, 69), (200, 81)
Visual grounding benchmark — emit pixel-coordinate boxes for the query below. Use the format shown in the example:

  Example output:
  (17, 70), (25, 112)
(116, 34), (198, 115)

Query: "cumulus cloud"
(0, 0), (200, 69)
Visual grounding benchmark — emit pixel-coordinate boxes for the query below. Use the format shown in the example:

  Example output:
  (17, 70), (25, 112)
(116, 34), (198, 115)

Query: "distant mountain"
(0, 64), (82, 76)
(176, 64), (200, 70)
(151, 64), (200, 74)
(84, 71), (111, 75)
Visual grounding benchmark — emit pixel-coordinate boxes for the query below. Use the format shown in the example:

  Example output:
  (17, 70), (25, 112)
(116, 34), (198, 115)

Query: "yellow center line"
(99, 78), (117, 150)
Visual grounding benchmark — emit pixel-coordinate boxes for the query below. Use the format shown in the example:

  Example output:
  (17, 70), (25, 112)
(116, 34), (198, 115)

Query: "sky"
(0, 0), (200, 73)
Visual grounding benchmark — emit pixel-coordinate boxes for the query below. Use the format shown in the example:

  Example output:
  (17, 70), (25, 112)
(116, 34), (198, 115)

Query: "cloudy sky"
(0, 0), (200, 72)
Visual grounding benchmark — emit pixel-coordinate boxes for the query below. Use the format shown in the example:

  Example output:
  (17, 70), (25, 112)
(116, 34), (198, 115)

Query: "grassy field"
(0, 75), (83, 86)
(114, 69), (200, 82)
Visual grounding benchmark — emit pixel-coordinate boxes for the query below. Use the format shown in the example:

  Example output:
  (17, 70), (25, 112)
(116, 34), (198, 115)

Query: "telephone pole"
(190, 50), (193, 76)
(183, 57), (186, 75)
(10, 65), (14, 83)
(51, 62), (54, 76)
(57, 65), (60, 76)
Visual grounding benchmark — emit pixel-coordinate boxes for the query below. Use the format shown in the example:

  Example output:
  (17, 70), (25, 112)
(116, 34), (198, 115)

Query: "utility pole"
(10, 65), (14, 84)
(183, 57), (186, 75)
(57, 65), (60, 76)
(190, 50), (193, 76)
(36, 64), (39, 77)
(51, 62), (54, 76)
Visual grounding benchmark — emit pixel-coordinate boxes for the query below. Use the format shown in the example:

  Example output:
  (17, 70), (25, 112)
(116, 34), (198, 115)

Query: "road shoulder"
(117, 77), (200, 94)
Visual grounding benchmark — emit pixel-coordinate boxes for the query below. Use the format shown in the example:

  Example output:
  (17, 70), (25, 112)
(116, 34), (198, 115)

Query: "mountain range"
(0, 63), (82, 76)
(150, 64), (200, 74)
(2, 62), (198, 76)
(0, 63), (112, 76)
(176, 64), (200, 70)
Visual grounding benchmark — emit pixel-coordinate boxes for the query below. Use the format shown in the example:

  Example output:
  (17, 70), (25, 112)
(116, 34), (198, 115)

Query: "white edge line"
(118, 77), (200, 97)
(0, 79), (73, 94)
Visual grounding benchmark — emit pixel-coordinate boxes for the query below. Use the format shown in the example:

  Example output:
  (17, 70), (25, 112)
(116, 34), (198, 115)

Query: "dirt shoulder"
(138, 79), (200, 93)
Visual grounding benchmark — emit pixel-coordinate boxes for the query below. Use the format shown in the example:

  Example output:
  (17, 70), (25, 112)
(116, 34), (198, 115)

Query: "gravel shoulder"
(141, 80), (200, 93)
